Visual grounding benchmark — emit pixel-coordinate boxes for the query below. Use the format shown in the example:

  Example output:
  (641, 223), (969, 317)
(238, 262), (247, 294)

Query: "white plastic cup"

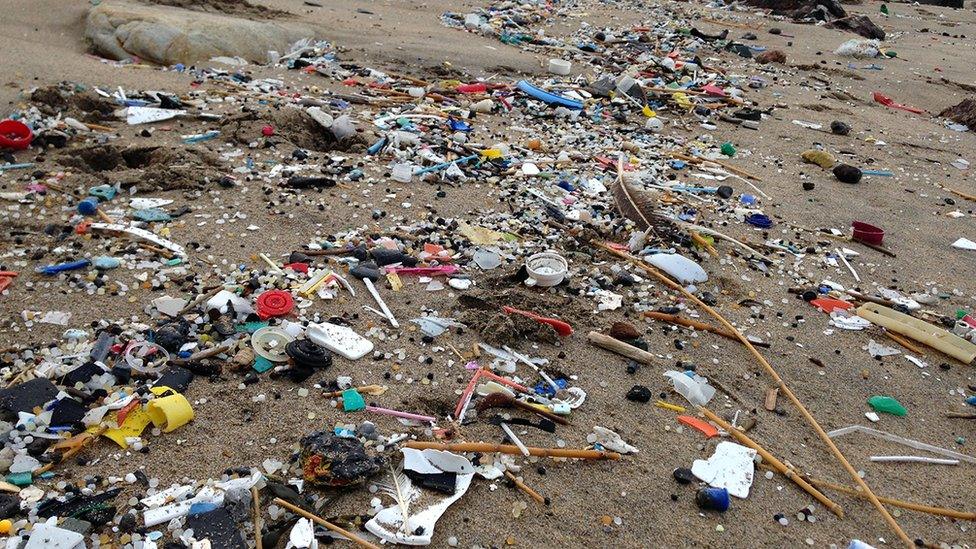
(548, 59), (571, 76)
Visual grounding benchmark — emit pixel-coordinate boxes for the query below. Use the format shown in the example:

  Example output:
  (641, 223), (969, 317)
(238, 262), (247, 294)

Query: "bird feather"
(375, 463), (413, 532)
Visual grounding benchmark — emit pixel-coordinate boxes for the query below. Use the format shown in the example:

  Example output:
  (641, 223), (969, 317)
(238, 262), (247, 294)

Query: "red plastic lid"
(0, 119), (33, 150)
(256, 290), (294, 319)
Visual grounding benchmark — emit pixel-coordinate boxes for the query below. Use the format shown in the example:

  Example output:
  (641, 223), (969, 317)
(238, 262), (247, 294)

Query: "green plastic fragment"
(7, 472), (32, 486)
(240, 321), (269, 334)
(720, 142), (736, 157)
(868, 395), (907, 416)
(342, 389), (366, 412)
(253, 356), (274, 373)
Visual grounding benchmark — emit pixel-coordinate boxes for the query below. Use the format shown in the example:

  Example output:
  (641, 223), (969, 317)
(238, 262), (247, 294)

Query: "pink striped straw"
(453, 369), (483, 420)
(365, 405), (435, 423)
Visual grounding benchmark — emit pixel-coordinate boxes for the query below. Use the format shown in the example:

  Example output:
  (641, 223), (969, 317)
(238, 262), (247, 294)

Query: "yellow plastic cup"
(146, 392), (194, 433)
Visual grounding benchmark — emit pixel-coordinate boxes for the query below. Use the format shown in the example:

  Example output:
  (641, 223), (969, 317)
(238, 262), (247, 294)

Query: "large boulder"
(85, 1), (320, 65)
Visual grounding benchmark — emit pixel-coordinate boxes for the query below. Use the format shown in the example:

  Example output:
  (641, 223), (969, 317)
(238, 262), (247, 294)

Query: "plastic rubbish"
(0, 119), (34, 150)
(829, 425), (976, 465)
(835, 39), (881, 58)
(644, 253), (708, 284)
(366, 449), (474, 545)
(516, 80), (584, 110)
(250, 326), (295, 362)
(590, 426), (639, 454)
(951, 237), (976, 251)
(525, 251), (568, 287)
(852, 221), (884, 245)
(35, 259), (92, 275)
(856, 303), (976, 363)
(124, 106), (186, 125)
(23, 518), (85, 549)
(123, 341), (170, 374)
(255, 290), (295, 319)
(146, 389), (195, 432)
(548, 59), (571, 75)
(695, 487), (731, 512)
(873, 92), (925, 114)
(663, 370), (715, 406)
(691, 441), (756, 498)
(868, 395), (907, 416)
(307, 322), (374, 359)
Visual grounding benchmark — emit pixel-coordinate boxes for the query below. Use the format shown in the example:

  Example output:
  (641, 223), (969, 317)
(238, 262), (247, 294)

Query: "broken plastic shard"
(594, 289), (622, 311)
(473, 248), (502, 270)
(590, 426), (638, 454)
(866, 339), (900, 358)
(691, 441), (756, 499)
(206, 289), (254, 317)
(152, 295), (188, 317)
(366, 449), (474, 545)
(123, 106), (186, 125)
(868, 395), (907, 416)
(951, 237), (976, 251)
(89, 223), (186, 256)
(829, 310), (872, 330)
(286, 518), (318, 549)
(24, 518), (86, 549)
(410, 316), (466, 337)
(644, 253), (708, 284)
(663, 370), (715, 406)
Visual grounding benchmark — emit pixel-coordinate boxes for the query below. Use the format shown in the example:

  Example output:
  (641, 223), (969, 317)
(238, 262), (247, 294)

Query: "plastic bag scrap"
(366, 448), (474, 545)
(691, 441), (756, 499)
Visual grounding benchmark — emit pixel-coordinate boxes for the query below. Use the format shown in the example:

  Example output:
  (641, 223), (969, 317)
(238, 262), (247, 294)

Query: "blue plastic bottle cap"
(77, 197), (99, 216)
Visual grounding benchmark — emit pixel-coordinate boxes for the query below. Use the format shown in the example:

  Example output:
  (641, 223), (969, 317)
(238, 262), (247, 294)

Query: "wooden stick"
(586, 331), (658, 365)
(947, 187), (976, 202)
(504, 471), (546, 505)
(670, 152), (763, 182)
(699, 407), (843, 517)
(251, 486), (263, 549)
(170, 343), (234, 366)
(272, 498), (379, 549)
(883, 330), (925, 355)
(322, 385), (387, 399)
(644, 311), (771, 347)
(404, 441), (620, 461)
(597, 243), (912, 547)
(806, 478), (976, 521)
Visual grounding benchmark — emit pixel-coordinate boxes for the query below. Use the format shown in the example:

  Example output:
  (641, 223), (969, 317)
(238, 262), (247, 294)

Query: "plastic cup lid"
(124, 341), (170, 374)
(251, 326), (295, 362)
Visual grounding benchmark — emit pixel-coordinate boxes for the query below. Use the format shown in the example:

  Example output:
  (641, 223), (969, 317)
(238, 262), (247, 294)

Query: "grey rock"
(85, 1), (320, 65)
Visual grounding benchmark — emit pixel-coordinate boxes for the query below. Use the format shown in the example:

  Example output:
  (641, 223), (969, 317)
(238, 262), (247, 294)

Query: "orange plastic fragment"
(677, 415), (719, 438)
(810, 298), (853, 314)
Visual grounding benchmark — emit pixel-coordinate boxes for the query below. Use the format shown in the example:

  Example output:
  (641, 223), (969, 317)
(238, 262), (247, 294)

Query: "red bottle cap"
(256, 290), (294, 319)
